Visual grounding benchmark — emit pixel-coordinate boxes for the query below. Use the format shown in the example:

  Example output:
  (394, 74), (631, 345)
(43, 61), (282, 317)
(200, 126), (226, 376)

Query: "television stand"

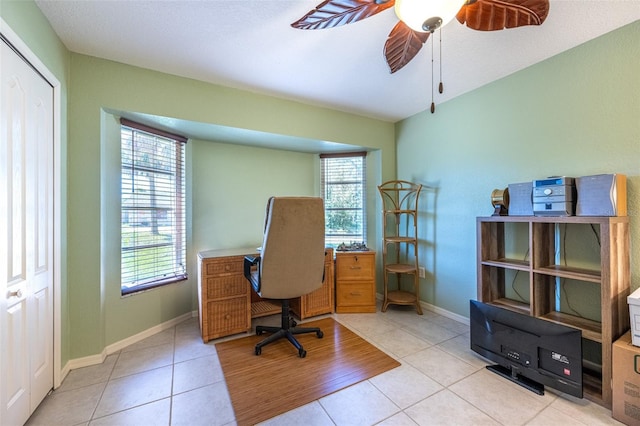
(486, 365), (544, 395)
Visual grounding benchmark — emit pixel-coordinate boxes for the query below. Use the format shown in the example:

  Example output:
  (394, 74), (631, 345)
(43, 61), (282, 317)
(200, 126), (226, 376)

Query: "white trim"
(419, 300), (470, 326)
(0, 18), (63, 389)
(63, 351), (107, 373)
(104, 312), (192, 354)
(65, 312), (193, 371)
(376, 293), (470, 326)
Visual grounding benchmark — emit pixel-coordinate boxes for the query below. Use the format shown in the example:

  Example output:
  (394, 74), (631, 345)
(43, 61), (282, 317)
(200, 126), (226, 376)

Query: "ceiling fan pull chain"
(439, 28), (444, 94)
(430, 35), (435, 114)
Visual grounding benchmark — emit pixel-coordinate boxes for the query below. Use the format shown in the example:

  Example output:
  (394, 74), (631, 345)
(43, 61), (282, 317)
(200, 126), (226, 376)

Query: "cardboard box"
(613, 332), (640, 425)
(628, 288), (640, 346)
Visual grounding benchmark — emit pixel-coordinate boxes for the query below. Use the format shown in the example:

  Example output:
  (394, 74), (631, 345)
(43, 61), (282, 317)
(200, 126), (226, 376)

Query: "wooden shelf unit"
(476, 215), (630, 407)
(378, 180), (423, 314)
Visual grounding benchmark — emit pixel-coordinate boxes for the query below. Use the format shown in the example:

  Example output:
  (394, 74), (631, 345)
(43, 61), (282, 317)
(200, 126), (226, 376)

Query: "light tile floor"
(26, 305), (622, 426)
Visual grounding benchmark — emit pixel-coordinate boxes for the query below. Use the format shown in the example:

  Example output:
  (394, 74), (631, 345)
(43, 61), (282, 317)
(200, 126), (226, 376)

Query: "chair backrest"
(257, 197), (325, 300)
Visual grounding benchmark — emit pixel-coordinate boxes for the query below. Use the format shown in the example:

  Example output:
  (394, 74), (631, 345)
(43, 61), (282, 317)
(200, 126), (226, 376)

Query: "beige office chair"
(244, 196), (326, 358)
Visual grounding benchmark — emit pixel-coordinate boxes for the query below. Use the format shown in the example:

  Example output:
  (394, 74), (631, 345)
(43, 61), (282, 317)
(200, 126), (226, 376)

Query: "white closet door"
(1, 36), (54, 426)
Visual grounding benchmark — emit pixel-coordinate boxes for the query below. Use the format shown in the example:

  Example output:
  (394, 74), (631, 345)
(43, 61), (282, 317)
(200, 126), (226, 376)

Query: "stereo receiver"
(533, 177), (575, 216)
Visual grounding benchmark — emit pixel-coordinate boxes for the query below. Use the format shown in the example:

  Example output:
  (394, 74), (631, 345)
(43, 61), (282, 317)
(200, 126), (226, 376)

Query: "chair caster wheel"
(299, 349), (306, 358)
(256, 330), (264, 336)
(255, 347), (261, 355)
(290, 319), (297, 328)
(316, 331), (324, 338)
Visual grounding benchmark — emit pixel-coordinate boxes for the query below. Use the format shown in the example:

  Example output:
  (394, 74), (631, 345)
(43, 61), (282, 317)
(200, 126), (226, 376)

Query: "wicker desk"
(197, 247), (334, 342)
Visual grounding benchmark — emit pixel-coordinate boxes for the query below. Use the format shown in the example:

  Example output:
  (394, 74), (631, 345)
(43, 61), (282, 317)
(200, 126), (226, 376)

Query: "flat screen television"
(470, 300), (583, 398)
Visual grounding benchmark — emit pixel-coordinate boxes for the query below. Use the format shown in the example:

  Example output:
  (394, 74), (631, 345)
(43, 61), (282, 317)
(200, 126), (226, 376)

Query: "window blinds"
(120, 119), (187, 294)
(320, 152), (367, 248)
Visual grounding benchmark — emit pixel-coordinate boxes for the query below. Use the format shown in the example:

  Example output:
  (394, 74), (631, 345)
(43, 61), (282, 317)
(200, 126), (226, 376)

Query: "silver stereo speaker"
(575, 174), (627, 216)
(508, 182), (533, 216)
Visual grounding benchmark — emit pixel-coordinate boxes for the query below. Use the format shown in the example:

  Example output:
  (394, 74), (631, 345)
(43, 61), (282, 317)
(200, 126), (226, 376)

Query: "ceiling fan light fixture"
(395, 0), (466, 32)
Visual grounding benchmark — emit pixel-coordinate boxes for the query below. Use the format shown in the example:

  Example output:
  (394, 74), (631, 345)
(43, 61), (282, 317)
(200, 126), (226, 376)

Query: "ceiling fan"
(291, 0), (550, 74)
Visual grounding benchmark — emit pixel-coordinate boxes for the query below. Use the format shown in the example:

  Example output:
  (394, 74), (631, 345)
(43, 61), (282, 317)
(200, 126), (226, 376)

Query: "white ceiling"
(36, 0), (639, 145)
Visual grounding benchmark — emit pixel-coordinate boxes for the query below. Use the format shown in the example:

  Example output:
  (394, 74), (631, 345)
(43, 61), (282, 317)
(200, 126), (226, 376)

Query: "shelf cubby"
(481, 258), (530, 270)
(534, 265), (601, 283)
(476, 215), (630, 408)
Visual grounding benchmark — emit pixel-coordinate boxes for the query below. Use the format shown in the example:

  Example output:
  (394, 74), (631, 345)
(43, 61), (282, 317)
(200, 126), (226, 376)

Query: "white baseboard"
(64, 351), (108, 375)
(62, 312), (195, 374)
(419, 300), (469, 326)
(60, 302), (465, 384)
(375, 293), (470, 326)
(105, 312), (193, 354)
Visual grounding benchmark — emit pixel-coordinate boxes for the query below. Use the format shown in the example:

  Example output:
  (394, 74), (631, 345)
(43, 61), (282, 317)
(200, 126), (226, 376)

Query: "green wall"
(395, 21), (640, 317)
(68, 54), (395, 358)
(191, 141), (318, 253)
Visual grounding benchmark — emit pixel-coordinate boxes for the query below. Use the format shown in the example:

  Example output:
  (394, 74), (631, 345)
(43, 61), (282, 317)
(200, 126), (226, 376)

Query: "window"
(120, 119), (187, 295)
(320, 152), (367, 249)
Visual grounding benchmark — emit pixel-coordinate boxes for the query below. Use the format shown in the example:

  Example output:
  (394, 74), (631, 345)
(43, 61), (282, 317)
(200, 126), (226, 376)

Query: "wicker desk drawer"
(205, 257), (245, 275)
(206, 275), (246, 299)
(204, 296), (251, 340)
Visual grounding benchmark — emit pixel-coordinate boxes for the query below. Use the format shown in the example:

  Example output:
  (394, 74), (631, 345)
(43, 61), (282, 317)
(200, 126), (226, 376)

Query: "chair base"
(254, 301), (323, 358)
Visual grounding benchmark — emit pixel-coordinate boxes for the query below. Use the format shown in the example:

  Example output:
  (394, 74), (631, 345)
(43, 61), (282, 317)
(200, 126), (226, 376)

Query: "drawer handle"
(350, 292), (362, 296)
(349, 266), (362, 270)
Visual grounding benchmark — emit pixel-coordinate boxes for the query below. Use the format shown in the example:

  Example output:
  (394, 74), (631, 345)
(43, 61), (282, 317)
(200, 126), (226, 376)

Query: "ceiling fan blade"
(384, 21), (430, 73)
(456, 0), (550, 31)
(291, 0), (395, 30)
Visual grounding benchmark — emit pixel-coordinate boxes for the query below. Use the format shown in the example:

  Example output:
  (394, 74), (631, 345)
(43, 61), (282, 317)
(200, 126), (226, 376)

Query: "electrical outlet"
(418, 267), (425, 278)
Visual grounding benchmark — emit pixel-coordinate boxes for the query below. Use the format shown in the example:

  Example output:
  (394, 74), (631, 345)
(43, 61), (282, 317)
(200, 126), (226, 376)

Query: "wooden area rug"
(216, 317), (400, 425)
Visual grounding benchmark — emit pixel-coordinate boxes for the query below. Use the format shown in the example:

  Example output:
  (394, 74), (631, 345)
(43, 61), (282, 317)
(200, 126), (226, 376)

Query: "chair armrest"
(244, 255), (261, 292)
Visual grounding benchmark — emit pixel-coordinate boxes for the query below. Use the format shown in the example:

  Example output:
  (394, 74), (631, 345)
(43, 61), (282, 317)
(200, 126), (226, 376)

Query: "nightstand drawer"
(336, 282), (376, 306)
(336, 253), (375, 280)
